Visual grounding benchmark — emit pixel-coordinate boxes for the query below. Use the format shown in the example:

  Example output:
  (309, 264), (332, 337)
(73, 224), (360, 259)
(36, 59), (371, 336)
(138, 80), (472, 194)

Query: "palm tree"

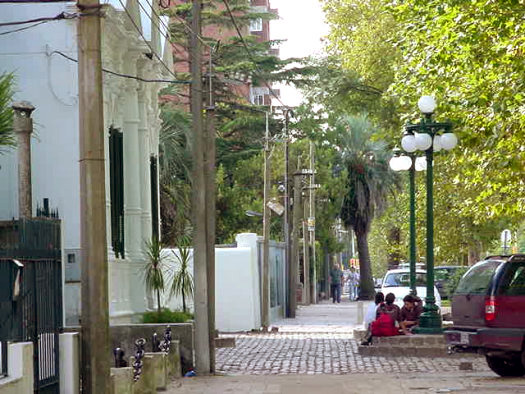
(170, 234), (194, 314)
(143, 237), (166, 315)
(0, 73), (14, 151)
(337, 115), (399, 300)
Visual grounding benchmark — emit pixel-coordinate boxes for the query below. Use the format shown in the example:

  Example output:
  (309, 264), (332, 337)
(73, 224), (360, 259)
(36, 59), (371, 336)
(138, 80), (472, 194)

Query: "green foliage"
(169, 234), (194, 314)
(336, 115), (400, 299)
(0, 73), (14, 151)
(142, 309), (193, 324)
(159, 104), (192, 246)
(143, 237), (166, 315)
(445, 266), (469, 299)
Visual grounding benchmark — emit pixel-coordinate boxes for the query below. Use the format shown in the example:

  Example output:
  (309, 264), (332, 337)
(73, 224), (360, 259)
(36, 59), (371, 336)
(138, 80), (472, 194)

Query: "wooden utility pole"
(77, 0), (110, 392)
(191, 0), (211, 374)
(290, 159), (302, 317)
(261, 111), (270, 329)
(205, 56), (216, 373)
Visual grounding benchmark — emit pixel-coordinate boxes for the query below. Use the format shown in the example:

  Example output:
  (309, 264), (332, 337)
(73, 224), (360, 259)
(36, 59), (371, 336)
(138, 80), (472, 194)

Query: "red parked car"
(445, 254), (525, 377)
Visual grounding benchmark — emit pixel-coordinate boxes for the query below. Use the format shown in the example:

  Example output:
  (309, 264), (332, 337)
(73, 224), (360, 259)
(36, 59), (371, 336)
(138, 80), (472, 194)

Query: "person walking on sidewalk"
(330, 262), (343, 303)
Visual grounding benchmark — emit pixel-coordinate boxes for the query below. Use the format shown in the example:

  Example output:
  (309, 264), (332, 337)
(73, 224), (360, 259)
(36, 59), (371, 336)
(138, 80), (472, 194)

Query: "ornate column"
(122, 53), (144, 262)
(137, 60), (153, 244)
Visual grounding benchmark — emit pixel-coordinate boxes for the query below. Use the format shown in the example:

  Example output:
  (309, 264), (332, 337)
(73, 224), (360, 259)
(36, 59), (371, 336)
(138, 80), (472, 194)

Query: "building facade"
(0, 0), (169, 324)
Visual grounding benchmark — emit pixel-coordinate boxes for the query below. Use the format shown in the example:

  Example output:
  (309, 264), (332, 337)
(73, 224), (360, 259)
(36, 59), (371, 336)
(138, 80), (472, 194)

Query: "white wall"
(0, 3), (80, 250)
(159, 233), (262, 332)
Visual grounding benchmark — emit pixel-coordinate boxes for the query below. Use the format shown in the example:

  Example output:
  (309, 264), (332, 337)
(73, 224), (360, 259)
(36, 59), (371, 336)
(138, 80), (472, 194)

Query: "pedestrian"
(399, 294), (423, 335)
(329, 262), (343, 303)
(369, 292), (400, 338)
(352, 268), (360, 300)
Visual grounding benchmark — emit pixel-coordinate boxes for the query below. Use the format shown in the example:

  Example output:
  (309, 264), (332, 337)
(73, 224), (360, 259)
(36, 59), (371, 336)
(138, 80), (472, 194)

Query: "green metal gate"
(0, 218), (62, 393)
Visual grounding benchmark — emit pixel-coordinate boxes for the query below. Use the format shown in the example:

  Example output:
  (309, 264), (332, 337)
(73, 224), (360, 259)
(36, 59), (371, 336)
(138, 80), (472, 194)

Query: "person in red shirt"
(400, 294), (423, 335)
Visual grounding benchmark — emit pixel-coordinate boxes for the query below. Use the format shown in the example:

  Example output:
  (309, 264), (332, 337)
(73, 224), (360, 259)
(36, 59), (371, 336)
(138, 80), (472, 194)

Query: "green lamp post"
(389, 151), (426, 295)
(400, 96), (457, 334)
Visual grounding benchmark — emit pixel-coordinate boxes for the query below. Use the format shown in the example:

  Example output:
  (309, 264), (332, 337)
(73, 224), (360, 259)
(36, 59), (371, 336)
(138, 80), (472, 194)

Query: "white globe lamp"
(433, 135), (442, 152)
(399, 155), (412, 171)
(414, 132), (432, 151)
(440, 133), (458, 150)
(389, 156), (401, 171)
(415, 156), (427, 171)
(401, 134), (417, 153)
(418, 95), (437, 114)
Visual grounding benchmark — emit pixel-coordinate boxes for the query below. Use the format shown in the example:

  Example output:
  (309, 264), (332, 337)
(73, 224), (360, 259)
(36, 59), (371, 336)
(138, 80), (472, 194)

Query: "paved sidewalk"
(168, 372), (525, 393)
(271, 300), (370, 333)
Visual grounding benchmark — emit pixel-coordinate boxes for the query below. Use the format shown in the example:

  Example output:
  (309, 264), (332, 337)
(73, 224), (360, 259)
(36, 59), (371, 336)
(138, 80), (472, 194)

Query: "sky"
(270, 0), (329, 107)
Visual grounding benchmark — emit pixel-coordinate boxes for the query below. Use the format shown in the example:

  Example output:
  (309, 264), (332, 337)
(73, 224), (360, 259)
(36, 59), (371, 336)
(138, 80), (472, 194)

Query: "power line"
(0, 21), (48, 36)
(51, 50), (190, 85)
(0, 12), (77, 27)
(221, 0), (288, 109)
(117, 0), (182, 82)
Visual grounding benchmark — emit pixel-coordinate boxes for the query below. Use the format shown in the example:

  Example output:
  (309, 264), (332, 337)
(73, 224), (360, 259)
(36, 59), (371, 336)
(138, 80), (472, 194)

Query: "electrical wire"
(220, 0), (289, 109)
(0, 12), (77, 27)
(116, 0), (182, 82)
(51, 50), (190, 85)
(0, 21), (48, 36)
(137, 0), (214, 102)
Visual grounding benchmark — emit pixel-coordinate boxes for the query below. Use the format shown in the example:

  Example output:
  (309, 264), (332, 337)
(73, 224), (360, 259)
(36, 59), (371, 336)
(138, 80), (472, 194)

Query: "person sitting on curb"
(399, 294), (423, 335)
(369, 292), (400, 338)
(361, 291), (385, 345)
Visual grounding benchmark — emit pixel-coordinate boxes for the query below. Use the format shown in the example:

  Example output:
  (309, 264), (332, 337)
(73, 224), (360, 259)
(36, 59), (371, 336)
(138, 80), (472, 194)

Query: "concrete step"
(371, 334), (446, 347)
(358, 344), (481, 358)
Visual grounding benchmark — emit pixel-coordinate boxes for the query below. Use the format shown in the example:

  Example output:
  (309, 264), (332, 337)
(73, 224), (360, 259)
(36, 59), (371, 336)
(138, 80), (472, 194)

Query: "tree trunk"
(182, 276), (187, 313)
(355, 230), (375, 300)
(157, 289), (161, 315)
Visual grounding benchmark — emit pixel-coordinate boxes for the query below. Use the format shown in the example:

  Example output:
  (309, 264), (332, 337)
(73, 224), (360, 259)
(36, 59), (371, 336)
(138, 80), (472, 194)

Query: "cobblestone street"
(166, 301), (525, 393)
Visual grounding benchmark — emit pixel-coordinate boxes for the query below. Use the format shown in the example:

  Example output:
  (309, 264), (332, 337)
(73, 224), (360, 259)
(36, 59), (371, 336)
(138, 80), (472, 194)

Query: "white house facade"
(0, 0), (171, 324)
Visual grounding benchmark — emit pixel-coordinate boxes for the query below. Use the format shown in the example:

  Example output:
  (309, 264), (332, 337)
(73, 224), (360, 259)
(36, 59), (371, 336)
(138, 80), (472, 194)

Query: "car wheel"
(486, 355), (525, 377)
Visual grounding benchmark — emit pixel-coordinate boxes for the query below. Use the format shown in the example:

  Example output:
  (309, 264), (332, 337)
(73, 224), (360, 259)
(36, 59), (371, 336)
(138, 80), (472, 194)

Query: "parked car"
(445, 254), (525, 377)
(435, 265), (462, 299)
(380, 268), (442, 308)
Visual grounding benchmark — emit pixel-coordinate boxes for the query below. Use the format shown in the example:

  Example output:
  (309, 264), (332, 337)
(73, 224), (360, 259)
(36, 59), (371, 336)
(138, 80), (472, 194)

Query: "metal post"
(303, 192), (310, 305)
(409, 158), (417, 295)
(191, 0), (211, 373)
(284, 111), (291, 317)
(76, 0), (110, 390)
(416, 116), (441, 333)
(290, 162), (302, 317)
(262, 112), (271, 329)
(12, 102), (35, 219)
(309, 142), (316, 304)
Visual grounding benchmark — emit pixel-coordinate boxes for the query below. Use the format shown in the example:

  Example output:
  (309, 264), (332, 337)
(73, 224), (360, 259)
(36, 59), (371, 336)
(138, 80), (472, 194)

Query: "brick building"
(168, 0), (279, 106)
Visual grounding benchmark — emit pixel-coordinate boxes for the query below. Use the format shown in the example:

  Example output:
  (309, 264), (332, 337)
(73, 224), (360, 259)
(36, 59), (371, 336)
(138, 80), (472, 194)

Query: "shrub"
(142, 309), (193, 324)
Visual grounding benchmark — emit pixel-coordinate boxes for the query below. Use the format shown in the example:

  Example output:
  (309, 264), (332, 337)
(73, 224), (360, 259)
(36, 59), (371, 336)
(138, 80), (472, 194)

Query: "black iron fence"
(0, 218), (61, 393)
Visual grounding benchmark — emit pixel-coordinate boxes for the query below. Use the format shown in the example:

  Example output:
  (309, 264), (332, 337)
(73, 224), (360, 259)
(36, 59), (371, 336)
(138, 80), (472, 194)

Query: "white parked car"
(380, 268), (441, 308)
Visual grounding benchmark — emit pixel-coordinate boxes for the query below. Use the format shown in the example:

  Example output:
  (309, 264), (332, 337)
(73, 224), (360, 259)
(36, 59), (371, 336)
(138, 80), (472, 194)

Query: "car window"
(383, 272), (426, 287)
(435, 269), (450, 281)
(455, 261), (501, 295)
(496, 263), (525, 296)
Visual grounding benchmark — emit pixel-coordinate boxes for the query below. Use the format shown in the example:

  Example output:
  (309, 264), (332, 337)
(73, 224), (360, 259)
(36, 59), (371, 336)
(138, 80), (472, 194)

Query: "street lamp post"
(389, 151), (426, 295)
(399, 96), (458, 334)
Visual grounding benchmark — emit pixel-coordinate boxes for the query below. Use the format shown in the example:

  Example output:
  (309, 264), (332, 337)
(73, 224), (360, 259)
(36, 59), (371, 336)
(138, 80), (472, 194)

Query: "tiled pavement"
(166, 300), (513, 393)
(215, 332), (489, 375)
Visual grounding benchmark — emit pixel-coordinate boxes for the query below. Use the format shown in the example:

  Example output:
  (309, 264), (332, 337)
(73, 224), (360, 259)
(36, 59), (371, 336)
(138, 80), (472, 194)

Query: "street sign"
(501, 229), (512, 245)
(307, 216), (315, 231)
(267, 200), (285, 216)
